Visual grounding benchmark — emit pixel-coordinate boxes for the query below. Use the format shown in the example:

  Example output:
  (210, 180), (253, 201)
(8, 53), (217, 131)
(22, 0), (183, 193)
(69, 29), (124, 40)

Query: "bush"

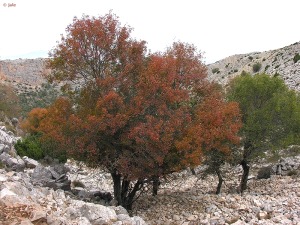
(293, 53), (300, 63)
(15, 134), (67, 162)
(248, 56), (253, 61)
(15, 134), (44, 160)
(257, 166), (272, 179)
(264, 65), (270, 71)
(287, 170), (298, 176)
(73, 180), (85, 188)
(252, 62), (262, 73)
(212, 68), (220, 74)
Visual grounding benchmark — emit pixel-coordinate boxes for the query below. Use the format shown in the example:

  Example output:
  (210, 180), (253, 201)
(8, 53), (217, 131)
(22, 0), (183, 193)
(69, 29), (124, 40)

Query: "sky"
(0, 0), (300, 64)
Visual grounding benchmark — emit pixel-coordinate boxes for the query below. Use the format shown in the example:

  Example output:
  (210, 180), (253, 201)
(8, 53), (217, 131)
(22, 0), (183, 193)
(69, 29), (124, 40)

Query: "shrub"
(212, 68), (220, 74)
(72, 180), (85, 188)
(257, 166), (273, 179)
(287, 170), (298, 176)
(15, 134), (67, 162)
(233, 69), (238, 73)
(264, 65), (270, 71)
(248, 56), (253, 61)
(15, 134), (44, 160)
(252, 62), (262, 73)
(293, 53), (300, 63)
(273, 72), (280, 78)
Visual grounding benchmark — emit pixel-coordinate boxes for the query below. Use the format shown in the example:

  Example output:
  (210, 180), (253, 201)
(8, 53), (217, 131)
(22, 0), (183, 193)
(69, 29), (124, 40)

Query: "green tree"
(227, 73), (300, 193)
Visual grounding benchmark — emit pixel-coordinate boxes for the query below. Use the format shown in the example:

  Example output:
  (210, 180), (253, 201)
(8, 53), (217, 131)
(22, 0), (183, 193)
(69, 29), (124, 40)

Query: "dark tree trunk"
(152, 175), (160, 196)
(191, 168), (196, 175)
(111, 170), (122, 205)
(111, 170), (144, 210)
(215, 168), (223, 194)
(240, 159), (250, 194)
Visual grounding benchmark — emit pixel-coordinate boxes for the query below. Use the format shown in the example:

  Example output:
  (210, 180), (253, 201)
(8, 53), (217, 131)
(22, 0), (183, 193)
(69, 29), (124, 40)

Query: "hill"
(207, 42), (300, 91)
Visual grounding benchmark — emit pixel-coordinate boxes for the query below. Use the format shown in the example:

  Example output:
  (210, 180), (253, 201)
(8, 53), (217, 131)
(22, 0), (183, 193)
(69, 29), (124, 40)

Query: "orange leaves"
(47, 12), (146, 85)
(34, 12), (243, 182)
(21, 108), (48, 134)
(176, 90), (242, 168)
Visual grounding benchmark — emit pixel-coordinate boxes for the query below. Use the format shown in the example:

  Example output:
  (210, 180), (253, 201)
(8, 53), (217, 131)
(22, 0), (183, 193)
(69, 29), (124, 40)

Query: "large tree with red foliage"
(23, 13), (241, 209)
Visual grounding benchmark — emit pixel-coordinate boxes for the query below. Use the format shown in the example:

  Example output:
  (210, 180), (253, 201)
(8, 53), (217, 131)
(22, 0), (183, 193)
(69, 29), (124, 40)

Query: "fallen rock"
(23, 156), (39, 169)
(0, 152), (25, 171)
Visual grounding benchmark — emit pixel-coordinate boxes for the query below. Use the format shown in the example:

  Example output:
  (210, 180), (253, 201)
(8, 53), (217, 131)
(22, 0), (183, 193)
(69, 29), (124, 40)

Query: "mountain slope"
(207, 42), (300, 91)
(0, 42), (300, 93)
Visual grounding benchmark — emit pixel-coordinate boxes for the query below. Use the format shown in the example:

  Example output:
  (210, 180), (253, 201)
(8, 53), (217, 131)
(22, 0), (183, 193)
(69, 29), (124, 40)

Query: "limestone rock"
(23, 156), (39, 168)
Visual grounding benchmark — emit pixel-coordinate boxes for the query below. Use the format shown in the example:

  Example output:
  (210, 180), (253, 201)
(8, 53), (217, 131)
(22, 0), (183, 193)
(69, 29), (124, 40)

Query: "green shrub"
(287, 170), (298, 176)
(15, 135), (44, 160)
(15, 134), (67, 162)
(212, 68), (220, 74)
(252, 62), (262, 73)
(293, 53), (300, 63)
(264, 65), (270, 71)
(248, 56), (253, 61)
(73, 180), (85, 188)
(257, 166), (272, 179)
(273, 72), (280, 78)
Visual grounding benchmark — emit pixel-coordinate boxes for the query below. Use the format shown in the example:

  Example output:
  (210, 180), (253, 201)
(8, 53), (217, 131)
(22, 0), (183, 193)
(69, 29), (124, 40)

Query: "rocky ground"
(133, 167), (300, 224)
(1, 120), (300, 225)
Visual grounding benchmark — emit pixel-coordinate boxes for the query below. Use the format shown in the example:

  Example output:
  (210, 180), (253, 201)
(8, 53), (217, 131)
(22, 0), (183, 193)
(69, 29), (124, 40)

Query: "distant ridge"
(207, 42), (300, 91)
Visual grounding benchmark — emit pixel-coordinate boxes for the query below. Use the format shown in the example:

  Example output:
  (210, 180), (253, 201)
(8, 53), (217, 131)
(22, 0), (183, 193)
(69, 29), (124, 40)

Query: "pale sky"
(0, 0), (300, 64)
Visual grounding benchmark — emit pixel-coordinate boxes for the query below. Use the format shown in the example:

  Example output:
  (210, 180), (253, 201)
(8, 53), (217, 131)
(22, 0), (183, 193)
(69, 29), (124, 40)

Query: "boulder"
(0, 152), (25, 171)
(22, 156), (39, 169)
(31, 165), (71, 191)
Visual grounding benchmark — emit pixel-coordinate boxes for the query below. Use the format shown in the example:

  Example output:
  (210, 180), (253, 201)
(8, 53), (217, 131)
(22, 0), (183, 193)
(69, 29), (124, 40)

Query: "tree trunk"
(111, 170), (144, 210)
(191, 168), (196, 175)
(215, 168), (223, 194)
(152, 175), (160, 196)
(240, 159), (250, 194)
(111, 170), (122, 205)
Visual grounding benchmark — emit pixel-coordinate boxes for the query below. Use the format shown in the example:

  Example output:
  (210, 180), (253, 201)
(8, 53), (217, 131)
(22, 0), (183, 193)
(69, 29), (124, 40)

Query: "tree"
(176, 90), (241, 194)
(227, 73), (300, 193)
(23, 12), (241, 209)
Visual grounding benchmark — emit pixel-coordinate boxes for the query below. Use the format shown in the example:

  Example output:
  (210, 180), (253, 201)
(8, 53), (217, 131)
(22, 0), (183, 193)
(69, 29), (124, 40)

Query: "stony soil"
(131, 168), (300, 225)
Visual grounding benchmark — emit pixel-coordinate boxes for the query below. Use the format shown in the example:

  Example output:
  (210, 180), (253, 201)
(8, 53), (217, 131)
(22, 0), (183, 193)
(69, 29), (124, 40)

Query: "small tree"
(227, 73), (300, 193)
(23, 13), (242, 209)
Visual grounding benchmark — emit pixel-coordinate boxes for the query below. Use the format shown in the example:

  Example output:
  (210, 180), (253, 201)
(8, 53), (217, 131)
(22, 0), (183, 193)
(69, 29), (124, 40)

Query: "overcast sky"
(0, 0), (300, 64)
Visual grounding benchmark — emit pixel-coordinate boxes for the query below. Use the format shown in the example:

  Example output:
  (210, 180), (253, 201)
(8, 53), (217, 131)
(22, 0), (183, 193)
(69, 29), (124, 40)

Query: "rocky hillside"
(1, 41), (300, 95)
(207, 42), (300, 91)
(0, 59), (49, 97)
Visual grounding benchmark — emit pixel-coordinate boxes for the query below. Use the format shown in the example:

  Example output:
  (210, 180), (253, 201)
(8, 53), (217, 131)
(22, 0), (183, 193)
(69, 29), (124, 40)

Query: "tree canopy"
(22, 12), (242, 209)
(227, 72), (300, 192)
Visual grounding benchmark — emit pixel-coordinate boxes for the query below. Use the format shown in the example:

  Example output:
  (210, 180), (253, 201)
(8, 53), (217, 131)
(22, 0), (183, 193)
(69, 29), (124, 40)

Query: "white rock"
(0, 174), (7, 182)
(0, 188), (16, 198)
(257, 211), (268, 220)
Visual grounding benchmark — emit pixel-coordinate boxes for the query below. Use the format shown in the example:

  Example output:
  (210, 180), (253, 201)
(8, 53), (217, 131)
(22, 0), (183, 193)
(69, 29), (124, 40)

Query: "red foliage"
(25, 13), (241, 182)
